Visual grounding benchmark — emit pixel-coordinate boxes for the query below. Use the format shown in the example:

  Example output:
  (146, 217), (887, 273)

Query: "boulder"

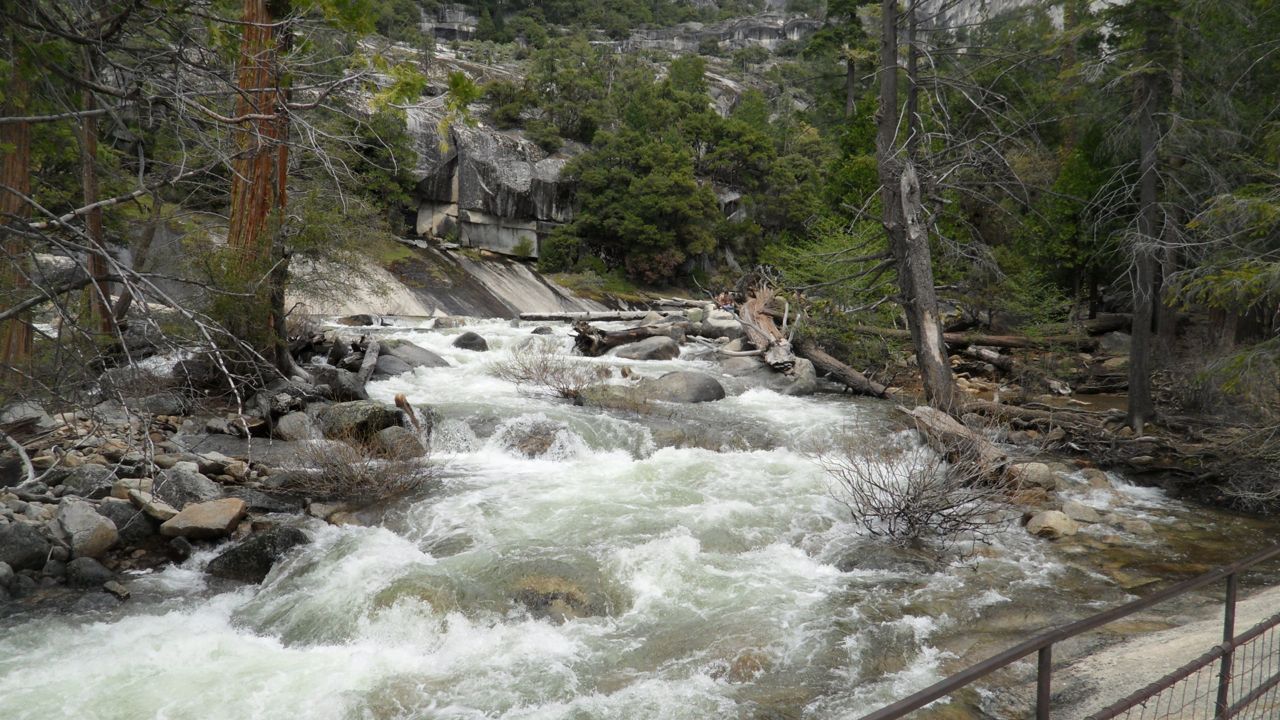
(275, 411), (322, 442)
(153, 467), (222, 510)
(57, 498), (119, 558)
(1099, 331), (1131, 354)
(0, 523), (50, 571)
(317, 400), (403, 440)
(530, 326), (554, 336)
(611, 336), (680, 361)
(373, 354), (414, 378)
(0, 401), (56, 431)
(1026, 510), (1078, 539)
(60, 465), (117, 499)
(374, 426), (425, 459)
(159, 498), (248, 540)
(382, 340), (450, 369)
(645, 371), (726, 404)
(336, 314), (376, 326)
(127, 490), (180, 521)
(1121, 518), (1155, 535)
(511, 575), (604, 623)
(112, 477), (153, 500)
(1010, 462), (1057, 490)
(96, 497), (157, 546)
(1061, 500), (1102, 524)
(495, 418), (568, 458)
(65, 557), (116, 588)
(306, 364), (368, 401)
(1081, 468), (1111, 489)
(0, 560), (13, 589)
(452, 331), (489, 352)
(698, 311), (744, 340)
(121, 392), (186, 416)
(224, 487), (304, 514)
(206, 526), (311, 583)
(777, 358), (818, 397)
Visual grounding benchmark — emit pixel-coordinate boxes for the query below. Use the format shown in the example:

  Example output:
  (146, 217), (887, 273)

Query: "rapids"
(1, 319), (1277, 719)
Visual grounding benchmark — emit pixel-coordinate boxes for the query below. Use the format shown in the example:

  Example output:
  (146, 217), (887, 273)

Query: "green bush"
(538, 230), (580, 272)
(512, 237), (535, 258)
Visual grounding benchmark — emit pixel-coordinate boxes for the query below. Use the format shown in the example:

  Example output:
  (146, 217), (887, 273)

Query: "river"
(1, 318), (1277, 719)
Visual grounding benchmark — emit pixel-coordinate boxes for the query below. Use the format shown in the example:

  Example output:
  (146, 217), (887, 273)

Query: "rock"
(645, 371), (726, 403)
(1026, 510), (1078, 539)
(121, 392), (186, 416)
(530, 326), (554, 335)
(1061, 500), (1102, 524)
(96, 497), (157, 546)
(452, 331), (489, 352)
(317, 400), (403, 440)
(60, 465), (117, 499)
(42, 558), (67, 578)
(1102, 356), (1129, 372)
(275, 411), (322, 441)
(336, 313), (377, 326)
(374, 426), (425, 458)
(611, 336), (680, 361)
(65, 557), (115, 587)
(159, 498), (248, 540)
(205, 526), (311, 583)
(1099, 331), (1131, 354)
(639, 310), (663, 326)
(1010, 462), (1057, 490)
(111, 477), (154, 500)
(0, 401), (56, 430)
(103, 580), (130, 600)
(58, 498), (118, 558)
(195, 452), (235, 476)
(127, 490), (179, 521)
(720, 355), (767, 377)
(1081, 468), (1112, 489)
(153, 467), (222, 510)
(685, 307), (705, 323)
(494, 417), (569, 458)
(511, 575), (603, 622)
(698, 311), (744, 340)
(1121, 518), (1155, 535)
(306, 364), (368, 401)
(0, 561), (13, 589)
(373, 354), (414, 378)
(777, 358), (818, 397)
(223, 487), (303, 514)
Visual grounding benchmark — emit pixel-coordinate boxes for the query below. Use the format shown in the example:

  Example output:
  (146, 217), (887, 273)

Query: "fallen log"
(902, 405), (1010, 481)
(793, 338), (889, 398)
(356, 340), (380, 384)
(962, 345), (1014, 372)
(572, 321), (685, 357)
(846, 325), (1100, 352)
(520, 311), (674, 322)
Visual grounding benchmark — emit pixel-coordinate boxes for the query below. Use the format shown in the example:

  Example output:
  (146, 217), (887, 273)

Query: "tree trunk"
(844, 55), (856, 118)
(1, 43), (33, 374)
(1128, 69), (1159, 433)
(80, 50), (114, 337)
(226, 0), (289, 270)
(877, 0), (954, 411)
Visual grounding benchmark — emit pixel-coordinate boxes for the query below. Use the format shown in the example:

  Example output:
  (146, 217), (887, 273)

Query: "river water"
(1, 319), (1277, 719)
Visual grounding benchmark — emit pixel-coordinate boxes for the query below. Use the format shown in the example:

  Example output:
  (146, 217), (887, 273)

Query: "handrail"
(859, 543), (1280, 720)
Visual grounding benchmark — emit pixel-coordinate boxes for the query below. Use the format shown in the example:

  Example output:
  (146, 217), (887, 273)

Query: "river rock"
(777, 358), (818, 397)
(65, 556), (115, 588)
(306, 364), (368, 401)
(1026, 510), (1078, 539)
(1081, 468), (1111, 489)
(58, 498), (118, 558)
(153, 467), (222, 509)
(122, 392), (186, 416)
(1010, 462), (1057, 490)
(375, 426), (425, 458)
(336, 314), (377, 326)
(382, 341), (450, 370)
(160, 498), (247, 540)
(611, 336), (680, 361)
(1120, 518), (1154, 535)
(531, 326), (554, 335)
(373, 354), (414, 378)
(0, 560), (13, 589)
(127, 490), (179, 521)
(645, 371), (726, 403)
(452, 331), (489, 352)
(112, 477), (153, 500)
(60, 465), (117, 499)
(0, 523), (50, 571)
(511, 575), (603, 622)
(0, 401), (56, 431)
(206, 526), (311, 583)
(275, 411), (321, 441)
(224, 487), (303, 514)
(317, 400), (403, 440)
(1099, 331), (1131, 354)
(1061, 500), (1102, 524)
(96, 497), (156, 546)
(698, 311), (744, 340)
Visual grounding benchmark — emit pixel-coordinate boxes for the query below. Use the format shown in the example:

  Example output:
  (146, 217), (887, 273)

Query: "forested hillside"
(3, 0), (1279, 504)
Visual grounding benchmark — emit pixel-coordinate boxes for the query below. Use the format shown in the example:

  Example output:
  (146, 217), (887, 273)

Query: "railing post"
(1037, 645), (1052, 720)
(1215, 573), (1238, 720)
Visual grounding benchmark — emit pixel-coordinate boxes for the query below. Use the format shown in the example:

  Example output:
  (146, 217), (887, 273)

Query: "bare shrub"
(280, 431), (435, 503)
(815, 429), (1014, 555)
(490, 338), (609, 400)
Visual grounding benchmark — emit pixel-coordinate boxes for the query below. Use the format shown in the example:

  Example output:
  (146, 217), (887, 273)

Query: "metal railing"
(859, 543), (1280, 720)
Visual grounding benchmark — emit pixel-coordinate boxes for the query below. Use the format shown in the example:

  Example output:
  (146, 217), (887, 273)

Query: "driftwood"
(962, 345), (1014, 372)
(573, 321), (685, 357)
(793, 338), (890, 398)
(740, 286), (795, 371)
(356, 339), (380, 384)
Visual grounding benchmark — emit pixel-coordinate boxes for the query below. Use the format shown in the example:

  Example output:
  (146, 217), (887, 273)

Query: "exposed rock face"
(409, 112), (575, 257)
(618, 11), (821, 54)
(206, 526), (311, 583)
